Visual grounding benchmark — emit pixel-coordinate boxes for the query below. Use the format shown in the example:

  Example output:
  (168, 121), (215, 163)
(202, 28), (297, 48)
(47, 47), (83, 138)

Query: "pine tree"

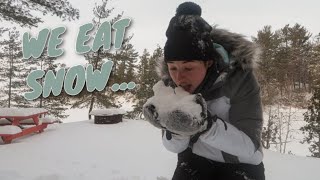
(301, 33), (320, 157)
(274, 25), (292, 96)
(301, 87), (320, 158)
(131, 49), (151, 118)
(253, 25), (280, 105)
(25, 49), (69, 120)
(0, 27), (9, 106)
(130, 48), (161, 119)
(111, 37), (138, 84)
(309, 33), (320, 88)
(275, 24), (312, 108)
(148, 46), (163, 88)
(0, 0), (79, 27)
(124, 42), (139, 82)
(72, 0), (137, 118)
(253, 24), (313, 151)
(253, 26), (281, 148)
(0, 28), (30, 108)
(73, 0), (118, 116)
(287, 24), (312, 91)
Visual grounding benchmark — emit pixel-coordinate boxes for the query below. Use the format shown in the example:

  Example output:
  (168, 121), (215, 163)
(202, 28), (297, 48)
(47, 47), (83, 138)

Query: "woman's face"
(167, 60), (212, 93)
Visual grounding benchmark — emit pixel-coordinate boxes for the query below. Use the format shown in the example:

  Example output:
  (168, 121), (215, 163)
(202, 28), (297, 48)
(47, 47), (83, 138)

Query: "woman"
(144, 2), (265, 180)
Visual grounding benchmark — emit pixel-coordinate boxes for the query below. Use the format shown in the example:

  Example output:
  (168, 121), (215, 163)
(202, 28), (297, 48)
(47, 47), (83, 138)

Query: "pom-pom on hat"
(164, 2), (219, 62)
(176, 1), (201, 16)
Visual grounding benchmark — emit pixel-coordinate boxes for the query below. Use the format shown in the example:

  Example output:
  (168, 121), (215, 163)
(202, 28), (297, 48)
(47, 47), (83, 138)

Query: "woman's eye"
(169, 67), (177, 71)
(185, 68), (193, 71)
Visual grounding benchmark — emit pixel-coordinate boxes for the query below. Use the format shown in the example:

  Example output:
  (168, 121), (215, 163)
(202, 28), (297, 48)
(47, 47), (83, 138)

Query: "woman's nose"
(176, 71), (186, 82)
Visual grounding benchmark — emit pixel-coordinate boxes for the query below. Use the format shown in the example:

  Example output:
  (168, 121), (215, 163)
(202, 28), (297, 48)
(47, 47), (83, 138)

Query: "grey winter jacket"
(157, 28), (264, 165)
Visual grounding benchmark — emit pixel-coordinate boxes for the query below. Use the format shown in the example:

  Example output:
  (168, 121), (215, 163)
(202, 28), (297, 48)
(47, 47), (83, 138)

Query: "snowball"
(145, 81), (205, 130)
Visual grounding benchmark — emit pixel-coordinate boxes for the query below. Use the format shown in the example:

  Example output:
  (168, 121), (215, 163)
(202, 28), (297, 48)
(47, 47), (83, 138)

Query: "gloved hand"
(143, 103), (163, 129)
(143, 81), (210, 136)
(164, 130), (190, 141)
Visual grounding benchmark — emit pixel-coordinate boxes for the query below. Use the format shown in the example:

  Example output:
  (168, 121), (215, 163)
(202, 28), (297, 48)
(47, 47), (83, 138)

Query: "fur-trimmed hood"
(156, 27), (261, 82)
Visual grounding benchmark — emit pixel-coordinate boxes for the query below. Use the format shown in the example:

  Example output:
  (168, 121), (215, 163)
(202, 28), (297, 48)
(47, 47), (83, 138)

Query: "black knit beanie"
(164, 2), (218, 62)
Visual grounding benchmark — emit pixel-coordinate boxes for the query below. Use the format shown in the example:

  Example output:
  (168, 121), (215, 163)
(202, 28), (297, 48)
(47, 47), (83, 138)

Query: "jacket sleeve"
(198, 70), (263, 163)
(198, 118), (261, 161)
(228, 70), (263, 151)
(162, 130), (190, 153)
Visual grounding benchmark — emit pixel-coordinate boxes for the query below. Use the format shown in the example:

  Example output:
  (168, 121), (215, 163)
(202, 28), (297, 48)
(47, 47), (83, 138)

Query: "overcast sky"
(16, 0), (320, 67)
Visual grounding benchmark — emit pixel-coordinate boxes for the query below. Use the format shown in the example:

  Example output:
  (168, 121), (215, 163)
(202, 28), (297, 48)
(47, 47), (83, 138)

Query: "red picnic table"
(0, 108), (49, 144)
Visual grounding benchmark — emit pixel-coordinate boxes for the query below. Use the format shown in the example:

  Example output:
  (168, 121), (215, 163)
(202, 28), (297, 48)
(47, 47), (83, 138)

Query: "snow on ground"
(64, 107), (91, 123)
(0, 120), (176, 180)
(263, 107), (311, 156)
(1, 119), (320, 180)
(66, 101), (312, 157)
(264, 150), (320, 180)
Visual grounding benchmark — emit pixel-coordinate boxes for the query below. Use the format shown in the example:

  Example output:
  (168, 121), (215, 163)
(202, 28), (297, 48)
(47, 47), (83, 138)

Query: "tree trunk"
(277, 104), (283, 153)
(8, 39), (13, 108)
(39, 59), (44, 108)
(265, 106), (273, 149)
(88, 92), (95, 120)
(283, 106), (292, 154)
(318, 134), (320, 158)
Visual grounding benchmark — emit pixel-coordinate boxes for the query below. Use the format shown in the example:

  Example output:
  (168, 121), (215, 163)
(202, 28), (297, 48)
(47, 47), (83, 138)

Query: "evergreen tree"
(276, 24), (312, 108)
(301, 87), (320, 158)
(253, 24), (314, 151)
(253, 25), (280, 106)
(268, 24), (313, 94)
(72, 0), (137, 118)
(309, 33), (320, 88)
(0, 0), (79, 27)
(0, 27), (9, 106)
(253, 26), (281, 148)
(274, 25), (292, 96)
(25, 49), (69, 120)
(124, 43), (139, 82)
(131, 49), (150, 118)
(130, 47), (161, 119)
(111, 37), (138, 84)
(254, 24), (313, 104)
(148, 46), (163, 87)
(0, 28), (30, 108)
(287, 24), (312, 91)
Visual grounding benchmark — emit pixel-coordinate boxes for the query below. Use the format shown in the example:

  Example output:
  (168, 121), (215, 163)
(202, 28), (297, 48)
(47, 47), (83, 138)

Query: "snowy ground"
(1, 119), (320, 180)
(65, 103), (312, 157)
(262, 107), (311, 156)
(0, 120), (176, 180)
